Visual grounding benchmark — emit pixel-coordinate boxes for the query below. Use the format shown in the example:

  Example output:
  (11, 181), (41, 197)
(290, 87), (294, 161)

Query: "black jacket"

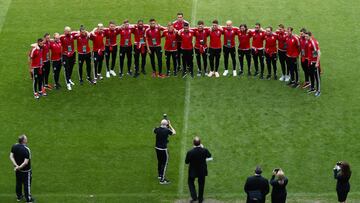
(334, 169), (351, 192)
(270, 175), (288, 203)
(244, 175), (269, 203)
(185, 146), (211, 178)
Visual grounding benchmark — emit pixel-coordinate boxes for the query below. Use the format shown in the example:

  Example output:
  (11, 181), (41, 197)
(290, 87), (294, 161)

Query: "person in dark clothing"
(153, 119), (176, 184)
(9, 135), (34, 203)
(244, 166), (269, 203)
(334, 161), (351, 203)
(185, 136), (212, 203)
(270, 168), (288, 203)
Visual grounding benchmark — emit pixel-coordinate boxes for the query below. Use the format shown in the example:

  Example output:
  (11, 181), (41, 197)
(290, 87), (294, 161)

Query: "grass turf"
(0, 0), (360, 202)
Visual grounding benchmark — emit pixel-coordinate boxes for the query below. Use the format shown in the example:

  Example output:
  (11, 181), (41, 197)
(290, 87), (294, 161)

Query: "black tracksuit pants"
(119, 46), (132, 74)
(252, 48), (264, 75)
(62, 54), (76, 84)
(188, 176), (205, 203)
(42, 61), (50, 86)
(52, 60), (61, 85)
(93, 51), (104, 76)
(195, 48), (208, 73)
(287, 56), (299, 83)
(223, 46), (236, 71)
(209, 48), (221, 72)
(301, 59), (310, 83)
(265, 52), (277, 77)
(278, 50), (288, 75)
(16, 171), (32, 202)
(309, 62), (321, 91)
(134, 45), (147, 73)
(165, 51), (177, 74)
(32, 68), (42, 93)
(155, 148), (168, 181)
(182, 49), (194, 75)
(105, 45), (117, 71)
(149, 46), (163, 74)
(238, 49), (251, 73)
(78, 53), (92, 80)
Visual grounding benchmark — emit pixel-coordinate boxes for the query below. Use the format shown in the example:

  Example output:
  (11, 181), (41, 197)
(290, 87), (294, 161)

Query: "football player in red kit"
(145, 19), (165, 78)
(193, 20), (210, 76)
(305, 31), (321, 97)
(103, 21), (119, 78)
(133, 20), (149, 76)
(60, 26), (78, 91)
(162, 22), (178, 76)
(118, 20), (134, 77)
(222, 20), (239, 77)
(250, 23), (265, 78)
(74, 25), (94, 84)
(49, 33), (62, 89)
(286, 27), (301, 88)
(178, 22), (195, 78)
(208, 20), (223, 78)
(42, 33), (52, 90)
(276, 24), (289, 82)
(299, 28), (310, 88)
(237, 24), (252, 76)
(173, 12), (189, 71)
(90, 24), (106, 81)
(29, 38), (44, 99)
(264, 27), (278, 80)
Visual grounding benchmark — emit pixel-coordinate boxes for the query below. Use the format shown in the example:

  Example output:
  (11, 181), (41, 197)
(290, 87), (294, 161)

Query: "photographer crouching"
(153, 114), (176, 185)
(334, 161), (351, 203)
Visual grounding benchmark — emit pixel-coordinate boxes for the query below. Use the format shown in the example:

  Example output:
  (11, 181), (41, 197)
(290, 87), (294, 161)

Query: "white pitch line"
(0, 0), (12, 33)
(177, 0), (198, 196)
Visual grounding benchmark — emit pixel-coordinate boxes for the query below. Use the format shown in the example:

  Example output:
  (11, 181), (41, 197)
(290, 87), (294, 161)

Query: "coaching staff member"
(244, 166), (269, 203)
(186, 136), (212, 203)
(154, 119), (176, 184)
(9, 134), (34, 203)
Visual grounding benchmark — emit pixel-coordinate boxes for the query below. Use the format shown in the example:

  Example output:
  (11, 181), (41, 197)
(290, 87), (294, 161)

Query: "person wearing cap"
(9, 135), (34, 203)
(153, 119), (176, 184)
(185, 137), (212, 203)
(270, 168), (288, 203)
(244, 166), (269, 203)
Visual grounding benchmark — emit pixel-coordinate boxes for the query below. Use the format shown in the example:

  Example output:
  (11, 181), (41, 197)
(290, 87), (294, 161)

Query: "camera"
(336, 161), (342, 166)
(163, 113), (170, 128)
(273, 168), (280, 173)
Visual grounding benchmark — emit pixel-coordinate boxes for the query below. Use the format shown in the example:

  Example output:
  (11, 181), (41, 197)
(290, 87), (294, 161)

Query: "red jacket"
(286, 34), (300, 58)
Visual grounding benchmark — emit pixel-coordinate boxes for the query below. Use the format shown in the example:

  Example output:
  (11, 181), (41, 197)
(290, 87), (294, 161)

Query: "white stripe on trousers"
(162, 149), (169, 179)
(32, 70), (35, 93)
(27, 171), (31, 200)
(316, 67), (321, 92)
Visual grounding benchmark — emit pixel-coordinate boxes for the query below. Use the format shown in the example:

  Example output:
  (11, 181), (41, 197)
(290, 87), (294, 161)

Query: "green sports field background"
(0, 0), (359, 202)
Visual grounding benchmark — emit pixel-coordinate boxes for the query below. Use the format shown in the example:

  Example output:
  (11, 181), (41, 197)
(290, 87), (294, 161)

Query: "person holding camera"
(270, 168), (288, 203)
(334, 161), (351, 203)
(244, 166), (269, 203)
(185, 136), (212, 203)
(153, 116), (176, 184)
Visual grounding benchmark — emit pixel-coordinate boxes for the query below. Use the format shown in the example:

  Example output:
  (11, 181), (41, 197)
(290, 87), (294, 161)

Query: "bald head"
(193, 136), (201, 146)
(160, 119), (169, 127)
(64, 26), (71, 35)
(226, 20), (233, 29)
(18, 134), (28, 144)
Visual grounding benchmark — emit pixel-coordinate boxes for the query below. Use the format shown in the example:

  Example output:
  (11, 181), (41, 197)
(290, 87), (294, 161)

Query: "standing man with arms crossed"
(186, 136), (212, 203)
(60, 26), (77, 91)
(208, 20), (223, 78)
(193, 21), (210, 76)
(276, 24), (289, 82)
(286, 27), (301, 88)
(250, 23), (265, 79)
(154, 118), (176, 184)
(49, 33), (63, 89)
(133, 20), (149, 76)
(173, 12), (189, 71)
(237, 24), (252, 76)
(9, 135), (34, 203)
(222, 20), (239, 77)
(145, 19), (165, 78)
(305, 31), (321, 97)
(103, 21), (119, 78)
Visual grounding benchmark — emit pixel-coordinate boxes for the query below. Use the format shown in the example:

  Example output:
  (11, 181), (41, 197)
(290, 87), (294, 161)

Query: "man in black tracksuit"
(154, 119), (176, 184)
(186, 137), (212, 203)
(244, 166), (269, 203)
(9, 135), (34, 203)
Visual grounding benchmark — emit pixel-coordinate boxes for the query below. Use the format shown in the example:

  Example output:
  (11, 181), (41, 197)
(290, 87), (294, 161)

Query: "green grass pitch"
(0, 0), (360, 202)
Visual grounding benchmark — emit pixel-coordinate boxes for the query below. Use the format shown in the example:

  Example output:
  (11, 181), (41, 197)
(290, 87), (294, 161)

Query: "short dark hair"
(79, 25), (85, 31)
(300, 28), (307, 33)
(240, 24), (247, 30)
(278, 24), (285, 29)
(197, 20), (204, 25)
(109, 21), (116, 25)
(137, 20), (143, 24)
(288, 27), (294, 31)
(177, 12), (183, 16)
(18, 134), (26, 144)
(267, 26), (273, 31)
(212, 19), (218, 24)
(37, 38), (43, 43)
(193, 137), (201, 146)
(123, 19), (129, 24)
(149, 18), (156, 22)
(255, 23), (261, 27)
(255, 166), (262, 175)
(43, 33), (50, 38)
(306, 31), (312, 36)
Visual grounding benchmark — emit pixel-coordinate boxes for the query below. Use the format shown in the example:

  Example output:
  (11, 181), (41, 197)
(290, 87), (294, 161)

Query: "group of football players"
(28, 12), (322, 99)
